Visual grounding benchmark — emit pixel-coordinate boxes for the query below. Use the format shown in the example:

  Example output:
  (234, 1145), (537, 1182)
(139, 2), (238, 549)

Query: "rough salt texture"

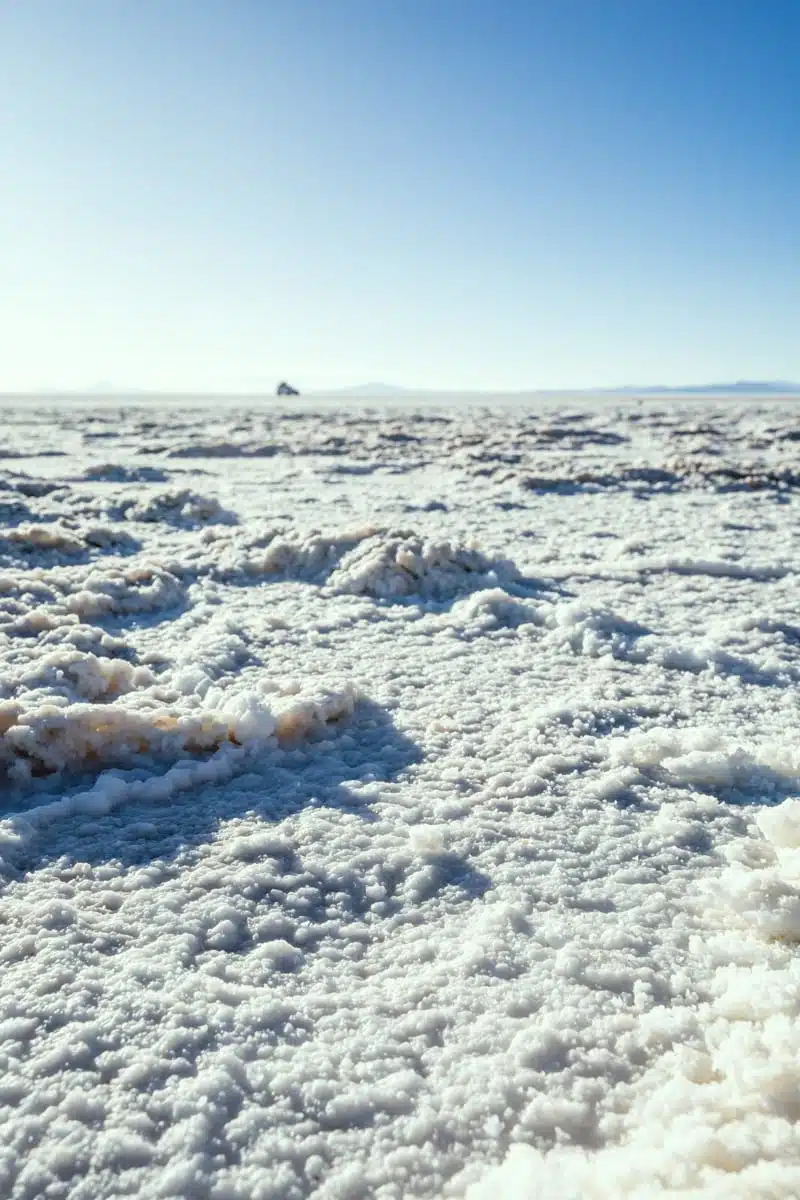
(0, 394), (799, 1200)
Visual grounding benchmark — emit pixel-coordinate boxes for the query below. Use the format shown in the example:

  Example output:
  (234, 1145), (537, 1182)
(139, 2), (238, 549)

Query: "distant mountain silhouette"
(318, 380), (800, 398)
(617, 380), (800, 396)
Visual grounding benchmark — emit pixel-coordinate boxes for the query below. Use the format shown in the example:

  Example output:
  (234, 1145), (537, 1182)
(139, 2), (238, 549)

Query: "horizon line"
(2, 381), (800, 399)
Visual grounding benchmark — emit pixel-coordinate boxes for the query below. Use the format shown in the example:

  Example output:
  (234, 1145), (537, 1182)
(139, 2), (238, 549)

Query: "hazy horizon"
(4, 378), (800, 400)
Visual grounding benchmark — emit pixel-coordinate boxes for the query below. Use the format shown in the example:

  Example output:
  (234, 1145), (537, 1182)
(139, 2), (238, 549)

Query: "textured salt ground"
(0, 396), (799, 1199)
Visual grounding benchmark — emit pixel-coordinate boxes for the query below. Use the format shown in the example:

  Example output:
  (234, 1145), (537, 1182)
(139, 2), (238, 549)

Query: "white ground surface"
(0, 395), (799, 1199)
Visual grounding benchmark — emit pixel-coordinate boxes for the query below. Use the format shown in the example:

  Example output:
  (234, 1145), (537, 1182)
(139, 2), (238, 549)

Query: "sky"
(0, 0), (798, 393)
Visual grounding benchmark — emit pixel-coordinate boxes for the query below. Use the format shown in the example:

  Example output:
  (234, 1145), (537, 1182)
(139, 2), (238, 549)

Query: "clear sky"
(1, 0), (798, 392)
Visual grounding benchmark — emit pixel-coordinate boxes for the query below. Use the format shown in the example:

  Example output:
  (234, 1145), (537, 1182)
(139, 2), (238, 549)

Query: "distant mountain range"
(318, 380), (800, 397)
(615, 380), (800, 396)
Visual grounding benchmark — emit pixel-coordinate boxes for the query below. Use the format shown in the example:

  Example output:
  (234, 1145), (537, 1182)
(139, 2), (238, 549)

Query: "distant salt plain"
(0, 393), (799, 1199)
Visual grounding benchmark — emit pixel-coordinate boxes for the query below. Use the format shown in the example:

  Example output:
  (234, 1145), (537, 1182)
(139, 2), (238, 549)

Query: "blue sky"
(1, 0), (797, 391)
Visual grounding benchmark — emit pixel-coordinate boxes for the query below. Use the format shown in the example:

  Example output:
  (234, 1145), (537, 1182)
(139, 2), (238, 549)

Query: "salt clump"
(125, 488), (236, 526)
(242, 526), (375, 580)
(327, 530), (520, 599)
(1, 524), (86, 558)
(66, 563), (186, 616)
(0, 679), (358, 794)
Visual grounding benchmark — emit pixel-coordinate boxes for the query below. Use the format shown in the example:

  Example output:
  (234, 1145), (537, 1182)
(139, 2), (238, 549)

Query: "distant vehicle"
(276, 381), (300, 396)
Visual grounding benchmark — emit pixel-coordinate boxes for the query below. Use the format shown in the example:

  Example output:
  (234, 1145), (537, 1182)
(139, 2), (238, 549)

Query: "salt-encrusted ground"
(0, 395), (799, 1199)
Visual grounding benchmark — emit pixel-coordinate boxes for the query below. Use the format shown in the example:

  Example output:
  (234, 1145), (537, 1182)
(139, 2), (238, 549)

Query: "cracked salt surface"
(0, 394), (799, 1198)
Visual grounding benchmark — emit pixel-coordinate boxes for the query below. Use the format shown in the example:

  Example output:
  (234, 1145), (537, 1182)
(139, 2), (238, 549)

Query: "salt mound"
(609, 727), (800, 796)
(326, 531), (520, 599)
(444, 595), (656, 657)
(449, 588), (541, 628)
(269, 684), (359, 741)
(83, 464), (169, 483)
(0, 701), (244, 784)
(81, 524), (140, 551)
(125, 489), (236, 526)
(1, 524), (86, 558)
(225, 526), (523, 601)
(243, 527), (375, 580)
(542, 602), (649, 660)
(14, 649), (153, 703)
(66, 564), (186, 617)
(0, 680), (358, 787)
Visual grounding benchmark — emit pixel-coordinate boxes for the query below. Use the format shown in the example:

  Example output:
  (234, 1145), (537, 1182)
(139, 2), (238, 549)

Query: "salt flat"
(0, 395), (799, 1199)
